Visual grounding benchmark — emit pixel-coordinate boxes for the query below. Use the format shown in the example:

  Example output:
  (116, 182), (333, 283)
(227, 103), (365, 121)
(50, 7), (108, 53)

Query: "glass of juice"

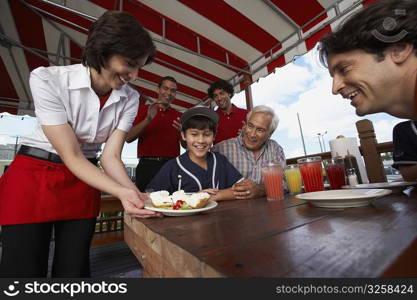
(297, 156), (324, 193)
(284, 164), (302, 195)
(323, 158), (346, 189)
(261, 162), (284, 201)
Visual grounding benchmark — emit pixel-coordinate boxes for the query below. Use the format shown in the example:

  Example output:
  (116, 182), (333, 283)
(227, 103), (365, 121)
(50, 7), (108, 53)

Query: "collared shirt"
(214, 104), (248, 144)
(147, 151), (243, 193)
(133, 104), (182, 158)
(20, 64), (139, 157)
(392, 120), (417, 169)
(212, 134), (286, 184)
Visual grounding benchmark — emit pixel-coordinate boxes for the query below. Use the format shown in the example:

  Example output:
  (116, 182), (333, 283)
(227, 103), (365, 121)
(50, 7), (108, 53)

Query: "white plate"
(342, 181), (417, 192)
(145, 200), (218, 217)
(295, 189), (392, 208)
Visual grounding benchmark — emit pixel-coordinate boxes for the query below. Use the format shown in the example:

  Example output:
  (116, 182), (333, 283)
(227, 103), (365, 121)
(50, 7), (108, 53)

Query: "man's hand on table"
(232, 179), (265, 199)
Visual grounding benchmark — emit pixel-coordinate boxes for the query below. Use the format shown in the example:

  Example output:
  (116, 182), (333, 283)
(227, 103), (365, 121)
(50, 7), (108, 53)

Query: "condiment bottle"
(343, 150), (362, 184)
(347, 168), (359, 186)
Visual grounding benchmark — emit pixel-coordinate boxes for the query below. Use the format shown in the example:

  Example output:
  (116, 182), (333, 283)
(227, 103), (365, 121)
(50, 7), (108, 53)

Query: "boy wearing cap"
(147, 106), (243, 201)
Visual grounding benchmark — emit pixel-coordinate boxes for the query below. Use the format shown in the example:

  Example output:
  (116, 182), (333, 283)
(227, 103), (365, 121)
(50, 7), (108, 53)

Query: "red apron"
(0, 155), (100, 225)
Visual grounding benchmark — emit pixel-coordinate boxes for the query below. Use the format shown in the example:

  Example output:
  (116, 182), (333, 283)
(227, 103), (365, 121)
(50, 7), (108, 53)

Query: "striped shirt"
(212, 134), (286, 184)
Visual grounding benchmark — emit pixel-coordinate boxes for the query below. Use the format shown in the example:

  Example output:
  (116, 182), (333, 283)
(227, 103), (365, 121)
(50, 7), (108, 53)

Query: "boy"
(147, 106), (243, 201)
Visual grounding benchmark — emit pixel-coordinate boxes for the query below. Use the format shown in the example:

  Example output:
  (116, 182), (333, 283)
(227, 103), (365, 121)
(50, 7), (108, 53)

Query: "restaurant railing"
(92, 195), (124, 245)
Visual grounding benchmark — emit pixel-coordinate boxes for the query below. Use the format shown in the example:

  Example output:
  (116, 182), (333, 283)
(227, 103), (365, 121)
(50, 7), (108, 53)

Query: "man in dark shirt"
(208, 79), (248, 144)
(126, 76), (181, 191)
(392, 120), (417, 181)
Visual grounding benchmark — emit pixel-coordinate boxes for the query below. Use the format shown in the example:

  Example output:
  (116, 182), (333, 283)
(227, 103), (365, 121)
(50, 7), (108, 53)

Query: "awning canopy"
(0, 0), (373, 115)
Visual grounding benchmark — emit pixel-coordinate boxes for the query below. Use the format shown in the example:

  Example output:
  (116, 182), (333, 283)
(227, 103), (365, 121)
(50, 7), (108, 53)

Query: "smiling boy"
(146, 106), (243, 201)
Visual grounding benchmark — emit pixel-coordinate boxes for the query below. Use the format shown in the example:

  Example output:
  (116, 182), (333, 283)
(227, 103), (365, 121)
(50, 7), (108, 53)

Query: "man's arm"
(126, 116), (151, 143)
(126, 102), (158, 143)
(398, 165), (417, 181)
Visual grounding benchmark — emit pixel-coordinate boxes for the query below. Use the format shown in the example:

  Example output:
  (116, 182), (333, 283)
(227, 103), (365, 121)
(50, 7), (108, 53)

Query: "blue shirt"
(147, 151), (243, 193)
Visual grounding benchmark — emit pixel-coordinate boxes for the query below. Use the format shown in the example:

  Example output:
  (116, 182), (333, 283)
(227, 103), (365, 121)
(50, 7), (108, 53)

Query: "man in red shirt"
(126, 76), (181, 191)
(208, 80), (248, 144)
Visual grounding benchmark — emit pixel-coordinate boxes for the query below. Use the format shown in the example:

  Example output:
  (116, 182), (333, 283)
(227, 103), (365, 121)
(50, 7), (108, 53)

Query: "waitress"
(0, 11), (161, 278)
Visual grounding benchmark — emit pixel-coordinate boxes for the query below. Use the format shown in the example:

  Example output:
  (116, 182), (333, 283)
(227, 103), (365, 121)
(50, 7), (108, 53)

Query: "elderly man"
(208, 79), (248, 144)
(126, 76), (181, 191)
(212, 105), (285, 199)
(318, 0), (417, 120)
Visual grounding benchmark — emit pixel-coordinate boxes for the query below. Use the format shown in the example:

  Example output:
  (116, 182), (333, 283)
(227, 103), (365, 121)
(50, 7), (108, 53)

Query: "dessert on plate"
(149, 190), (210, 210)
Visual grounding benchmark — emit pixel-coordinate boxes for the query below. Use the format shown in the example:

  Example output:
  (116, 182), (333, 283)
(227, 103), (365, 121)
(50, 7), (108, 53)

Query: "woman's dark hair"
(82, 11), (156, 73)
(319, 0), (417, 67)
(182, 115), (217, 134)
(207, 79), (234, 99)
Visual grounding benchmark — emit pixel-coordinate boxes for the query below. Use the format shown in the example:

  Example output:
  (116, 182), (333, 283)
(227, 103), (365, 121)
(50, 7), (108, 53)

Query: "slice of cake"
(171, 190), (190, 202)
(149, 190), (173, 208)
(185, 192), (211, 209)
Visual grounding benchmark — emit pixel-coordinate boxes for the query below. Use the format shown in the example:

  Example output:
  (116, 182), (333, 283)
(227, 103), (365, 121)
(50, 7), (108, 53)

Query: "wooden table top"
(124, 188), (417, 278)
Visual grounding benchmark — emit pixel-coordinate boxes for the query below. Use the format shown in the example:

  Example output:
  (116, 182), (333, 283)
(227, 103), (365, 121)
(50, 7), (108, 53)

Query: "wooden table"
(124, 189), (417, 277)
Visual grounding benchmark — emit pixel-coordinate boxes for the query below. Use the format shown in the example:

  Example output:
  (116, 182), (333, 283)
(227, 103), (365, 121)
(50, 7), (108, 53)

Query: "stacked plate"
(342, 181), (417, 193)
(295, 189), (392, 208)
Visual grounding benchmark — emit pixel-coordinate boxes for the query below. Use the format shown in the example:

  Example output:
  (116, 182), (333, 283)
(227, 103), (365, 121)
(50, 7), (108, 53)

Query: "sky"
(0, 46), (402, 164)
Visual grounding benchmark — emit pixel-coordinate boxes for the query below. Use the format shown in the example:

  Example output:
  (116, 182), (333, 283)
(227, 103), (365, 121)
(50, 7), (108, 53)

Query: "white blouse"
(20, 64), (139, 158)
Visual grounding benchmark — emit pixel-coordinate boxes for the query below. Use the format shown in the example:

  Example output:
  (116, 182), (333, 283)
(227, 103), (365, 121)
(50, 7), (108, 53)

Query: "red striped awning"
(0, 0), (374, 115)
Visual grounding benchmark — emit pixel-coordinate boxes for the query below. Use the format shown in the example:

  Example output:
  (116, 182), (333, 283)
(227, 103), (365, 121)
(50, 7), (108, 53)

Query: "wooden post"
(356, 119), (387, 183)
(245, 84), (253, 110)
(243, 74), (253, 110)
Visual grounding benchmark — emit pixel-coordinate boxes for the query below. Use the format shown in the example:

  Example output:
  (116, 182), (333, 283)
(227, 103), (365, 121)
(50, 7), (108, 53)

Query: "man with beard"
(126, 76), (181, 192)
(208, 79), (248, 144)
(212, 105), (285, 199)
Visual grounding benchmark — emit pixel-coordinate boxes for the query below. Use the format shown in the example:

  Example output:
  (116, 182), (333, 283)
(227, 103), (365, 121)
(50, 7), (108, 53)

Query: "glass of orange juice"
(297, 156), (324, 193)
(284, 164), (302, 195)
(261, 162), (284, 201)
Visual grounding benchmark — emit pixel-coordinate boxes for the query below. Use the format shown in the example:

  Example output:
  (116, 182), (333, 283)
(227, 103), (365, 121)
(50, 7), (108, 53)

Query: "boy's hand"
(201, 188), (219, 195)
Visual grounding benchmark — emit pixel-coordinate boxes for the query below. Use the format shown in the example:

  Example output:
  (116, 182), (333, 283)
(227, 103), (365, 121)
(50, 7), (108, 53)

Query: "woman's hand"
(117, 188), (162, 218)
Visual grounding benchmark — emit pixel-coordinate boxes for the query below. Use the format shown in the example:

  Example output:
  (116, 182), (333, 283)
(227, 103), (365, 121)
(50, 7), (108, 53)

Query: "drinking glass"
(323, 158), (346, 189)
(297, 156), (324, 193)
(284, 164), (302, 195)
(261, 162), (284, 201)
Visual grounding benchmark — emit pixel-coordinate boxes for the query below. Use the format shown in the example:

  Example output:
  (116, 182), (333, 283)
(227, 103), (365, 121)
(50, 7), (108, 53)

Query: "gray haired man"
(212, 105), (286, 199)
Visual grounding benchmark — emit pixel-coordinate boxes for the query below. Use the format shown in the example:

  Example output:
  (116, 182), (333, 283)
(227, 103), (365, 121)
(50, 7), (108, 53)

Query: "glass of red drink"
(297, 156), (324, 193)
(261, 162), (284, 201)
(323, 158), (346, 189)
